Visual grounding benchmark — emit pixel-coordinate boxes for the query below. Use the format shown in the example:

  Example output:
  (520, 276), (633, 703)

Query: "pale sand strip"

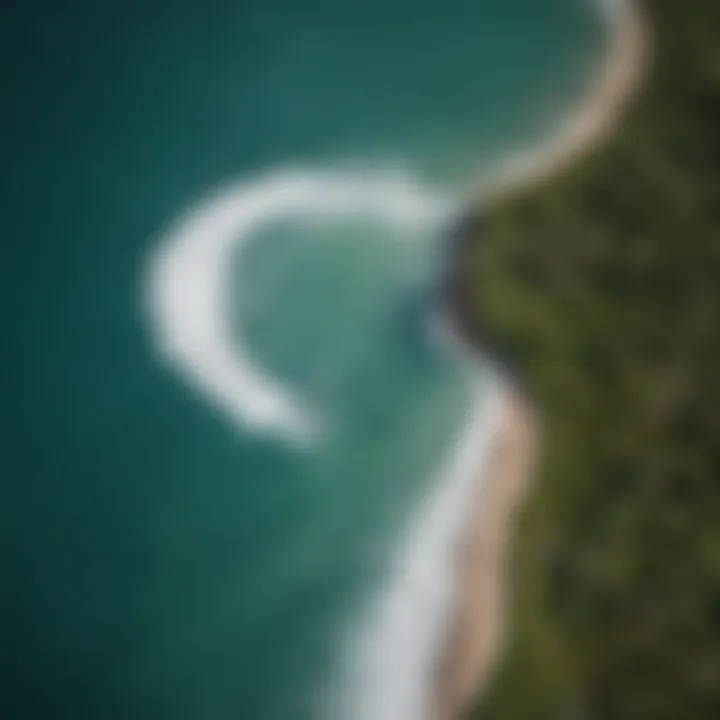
(434, 385), (536, 720)
(482, 0), (647, 210)
(434, 2), (647, 718)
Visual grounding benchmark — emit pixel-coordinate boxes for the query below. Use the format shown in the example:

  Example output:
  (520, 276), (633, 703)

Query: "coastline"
(434, 380), (536, 720)
(480, 0), (647, 210)
(435, 1), (648, 718)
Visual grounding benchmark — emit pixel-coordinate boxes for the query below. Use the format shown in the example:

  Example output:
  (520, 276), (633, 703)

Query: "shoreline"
(480, 0), (647, 210)
(434, 1), (648, 718)
(435, 380), (536, 720)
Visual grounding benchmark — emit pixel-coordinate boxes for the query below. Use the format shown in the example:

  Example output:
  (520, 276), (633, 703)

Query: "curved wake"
(144, 168), (451, 447)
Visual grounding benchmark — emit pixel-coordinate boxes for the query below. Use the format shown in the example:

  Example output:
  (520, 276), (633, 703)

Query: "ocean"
(3, 1), (605, 718)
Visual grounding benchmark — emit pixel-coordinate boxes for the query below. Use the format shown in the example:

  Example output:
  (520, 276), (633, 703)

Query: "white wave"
(326, 370), (502, 720)
(143, 168), (452, 447)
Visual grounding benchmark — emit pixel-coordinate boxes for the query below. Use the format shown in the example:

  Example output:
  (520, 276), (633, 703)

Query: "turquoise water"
(3, 1), (604, 718)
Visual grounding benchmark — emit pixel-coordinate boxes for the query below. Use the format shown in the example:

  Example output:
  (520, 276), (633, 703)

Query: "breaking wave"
(328, 377), (501, 720)
(144, 167), (452, 447)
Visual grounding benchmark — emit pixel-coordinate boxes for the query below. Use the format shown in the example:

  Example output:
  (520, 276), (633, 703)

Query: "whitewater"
(145, 169), (454, 446)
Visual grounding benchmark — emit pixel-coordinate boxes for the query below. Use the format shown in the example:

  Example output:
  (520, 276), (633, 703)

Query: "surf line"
(144, 167), (452, 448)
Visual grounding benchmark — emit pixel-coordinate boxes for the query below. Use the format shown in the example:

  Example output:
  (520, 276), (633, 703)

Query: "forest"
(462, 1), (720, 717)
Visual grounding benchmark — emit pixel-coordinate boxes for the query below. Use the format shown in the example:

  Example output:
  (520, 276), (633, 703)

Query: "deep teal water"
(3, 2), (604, 718)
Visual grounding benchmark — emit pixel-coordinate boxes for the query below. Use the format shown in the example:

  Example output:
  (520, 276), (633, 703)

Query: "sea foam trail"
(329, 375), (502, 720)
(144, 168), (451, 447)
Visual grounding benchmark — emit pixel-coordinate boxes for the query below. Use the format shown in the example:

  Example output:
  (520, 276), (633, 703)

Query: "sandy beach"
(483, 0), (647, 208)
(434, 2), (648, 718)
(434, 383), (536, 720)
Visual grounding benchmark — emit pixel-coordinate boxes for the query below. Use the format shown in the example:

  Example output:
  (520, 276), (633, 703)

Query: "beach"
(434, 382), (536, 720)
(484, 0), (647, 208)
(435, 1), (648, 717)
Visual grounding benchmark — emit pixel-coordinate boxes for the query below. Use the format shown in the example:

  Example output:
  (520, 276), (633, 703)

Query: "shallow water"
(3, 1), (604, 718)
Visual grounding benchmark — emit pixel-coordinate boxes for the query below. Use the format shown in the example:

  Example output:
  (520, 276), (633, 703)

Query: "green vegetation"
(466, 1), (720, 717)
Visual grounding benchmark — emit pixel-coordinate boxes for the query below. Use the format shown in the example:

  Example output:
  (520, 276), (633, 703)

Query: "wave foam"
(328, 375), (501, 720)
(143, 168), (452, 447)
